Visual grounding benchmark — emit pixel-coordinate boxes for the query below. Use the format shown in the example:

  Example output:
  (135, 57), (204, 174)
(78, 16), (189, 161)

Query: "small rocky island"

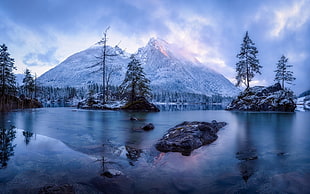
(226, 83), (296, 112)
(155, 121), (227, 156)
(78, 96), (160, 112)
(121, 97), (160, 112)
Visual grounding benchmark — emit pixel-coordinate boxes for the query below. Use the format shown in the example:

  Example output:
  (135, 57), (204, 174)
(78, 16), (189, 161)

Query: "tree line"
(2, 31), (295, 108)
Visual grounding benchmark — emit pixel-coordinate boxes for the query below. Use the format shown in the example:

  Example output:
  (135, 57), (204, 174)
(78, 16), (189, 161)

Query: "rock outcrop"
(226, 83), (296, 112)
(155, 121), (227, 156)
(121, 97), (160, 112)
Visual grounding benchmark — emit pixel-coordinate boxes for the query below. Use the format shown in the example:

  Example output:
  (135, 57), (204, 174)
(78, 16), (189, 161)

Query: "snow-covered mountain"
(38, 38), (240, 97)
(37, 44), (129, 87)
(15, 74), (24, 86)
(137, 38), (239, 96)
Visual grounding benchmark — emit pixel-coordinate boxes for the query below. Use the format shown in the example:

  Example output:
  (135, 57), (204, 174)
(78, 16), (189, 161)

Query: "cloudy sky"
(0, 0), (309, 94)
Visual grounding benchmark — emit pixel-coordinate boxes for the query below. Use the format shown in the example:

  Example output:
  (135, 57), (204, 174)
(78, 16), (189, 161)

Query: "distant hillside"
(299, 89), (310, 98)
(15, 74), (24, 86)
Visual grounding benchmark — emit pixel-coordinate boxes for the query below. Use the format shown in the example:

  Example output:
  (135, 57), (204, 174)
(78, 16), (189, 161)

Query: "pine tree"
(120, 55), (151, 103)
(235, 31), (261, 89)
(274, 55), (295, 89)
(22, 68), (35, 98)
(0, 44), (17, 96)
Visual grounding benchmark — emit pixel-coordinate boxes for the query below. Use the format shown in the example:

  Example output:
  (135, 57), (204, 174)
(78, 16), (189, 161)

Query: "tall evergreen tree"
(274, 55), (295, 89)
(0, 44), (16, 96)
(235, 31), (261, 89)
(120, 55), (151, 103)
(22, 68), (35, 98)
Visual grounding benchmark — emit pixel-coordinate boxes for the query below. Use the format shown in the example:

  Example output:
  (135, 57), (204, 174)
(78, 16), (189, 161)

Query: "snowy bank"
(296, 96), (310, 111)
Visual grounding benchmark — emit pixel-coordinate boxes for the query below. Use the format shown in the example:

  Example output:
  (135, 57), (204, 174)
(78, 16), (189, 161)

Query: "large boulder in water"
(155, 121), (227, 156)
(121, 97), (160, 112)
(226, 83), (296, 112)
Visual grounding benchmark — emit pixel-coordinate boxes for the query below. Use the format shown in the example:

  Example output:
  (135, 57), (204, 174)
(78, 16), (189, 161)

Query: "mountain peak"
(146, 37), (170, 57)
(145, 38), (201, 64)
(148, 37), (168, 47)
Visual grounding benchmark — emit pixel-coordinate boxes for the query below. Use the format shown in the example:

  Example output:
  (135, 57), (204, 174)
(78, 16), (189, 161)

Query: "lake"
(0, 107), (309, 193)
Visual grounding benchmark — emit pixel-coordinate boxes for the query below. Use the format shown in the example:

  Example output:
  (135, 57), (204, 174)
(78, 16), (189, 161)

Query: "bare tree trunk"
(102, 32), (107, 104)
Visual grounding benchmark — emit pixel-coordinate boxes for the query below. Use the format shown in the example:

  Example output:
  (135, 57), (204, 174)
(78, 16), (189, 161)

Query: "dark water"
(0, 107), (310, 193)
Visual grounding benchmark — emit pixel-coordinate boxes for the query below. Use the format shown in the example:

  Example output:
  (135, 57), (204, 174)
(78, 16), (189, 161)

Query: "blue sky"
(0, 0), (309, 94)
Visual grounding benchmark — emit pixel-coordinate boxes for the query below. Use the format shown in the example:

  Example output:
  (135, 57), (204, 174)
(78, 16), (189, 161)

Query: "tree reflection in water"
(234, 113), (258, 182)
(0, 126), (16, 169)
(23, 131), (34, 145)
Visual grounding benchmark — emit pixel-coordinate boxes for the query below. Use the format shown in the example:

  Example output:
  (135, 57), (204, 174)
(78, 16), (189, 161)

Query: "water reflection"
(271, 114), (294, 156)
(0, 108), (308, 193)
(0, 126), (16, 169)
(156, 103), (224, 111)
(234, 113), (259, 182)
(23, 131), (34, 145)
(232, 112), (296, 184)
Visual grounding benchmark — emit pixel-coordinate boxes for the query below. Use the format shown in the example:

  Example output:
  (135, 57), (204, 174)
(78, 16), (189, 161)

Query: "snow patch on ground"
(296, 96), (310, 111)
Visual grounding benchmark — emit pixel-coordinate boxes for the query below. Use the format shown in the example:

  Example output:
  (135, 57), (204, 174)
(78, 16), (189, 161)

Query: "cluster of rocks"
(226, 83), (296, 112)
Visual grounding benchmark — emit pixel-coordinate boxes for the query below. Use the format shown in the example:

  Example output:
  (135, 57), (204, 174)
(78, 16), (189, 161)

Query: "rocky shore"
(226, 83), (296, 112)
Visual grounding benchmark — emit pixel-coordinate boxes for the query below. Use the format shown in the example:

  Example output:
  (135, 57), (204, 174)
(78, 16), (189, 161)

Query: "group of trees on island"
(235, 31), (296, 90)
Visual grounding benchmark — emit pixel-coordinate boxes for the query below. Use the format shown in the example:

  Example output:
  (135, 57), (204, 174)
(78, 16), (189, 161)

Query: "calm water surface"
(0, 107), (309, 193)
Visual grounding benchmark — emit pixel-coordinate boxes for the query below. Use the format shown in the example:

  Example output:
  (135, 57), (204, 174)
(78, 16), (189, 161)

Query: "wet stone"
(155, 121), (227, 156)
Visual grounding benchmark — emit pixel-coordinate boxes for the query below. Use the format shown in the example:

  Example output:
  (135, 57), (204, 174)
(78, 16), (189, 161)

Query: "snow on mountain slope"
(37, 44), (129, 87)
(38, 38), (240, 97)
(136, 38), (240, 96)
(15, 74), (24, 86)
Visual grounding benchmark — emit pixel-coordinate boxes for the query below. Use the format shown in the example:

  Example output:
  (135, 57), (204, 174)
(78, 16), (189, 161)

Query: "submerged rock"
(125, 145), (142, 161)
(236, 148), (258, 182)
(102, 169), (124, 178)
(226, 83), (296, 112)
(236, 149), (258, 161)
(155, 121), (227, 156)
(141, 123), (155, 131)
(39, 184), (74, 194)
(130, 117), (138, 121)
(121, 97), (160, 112)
